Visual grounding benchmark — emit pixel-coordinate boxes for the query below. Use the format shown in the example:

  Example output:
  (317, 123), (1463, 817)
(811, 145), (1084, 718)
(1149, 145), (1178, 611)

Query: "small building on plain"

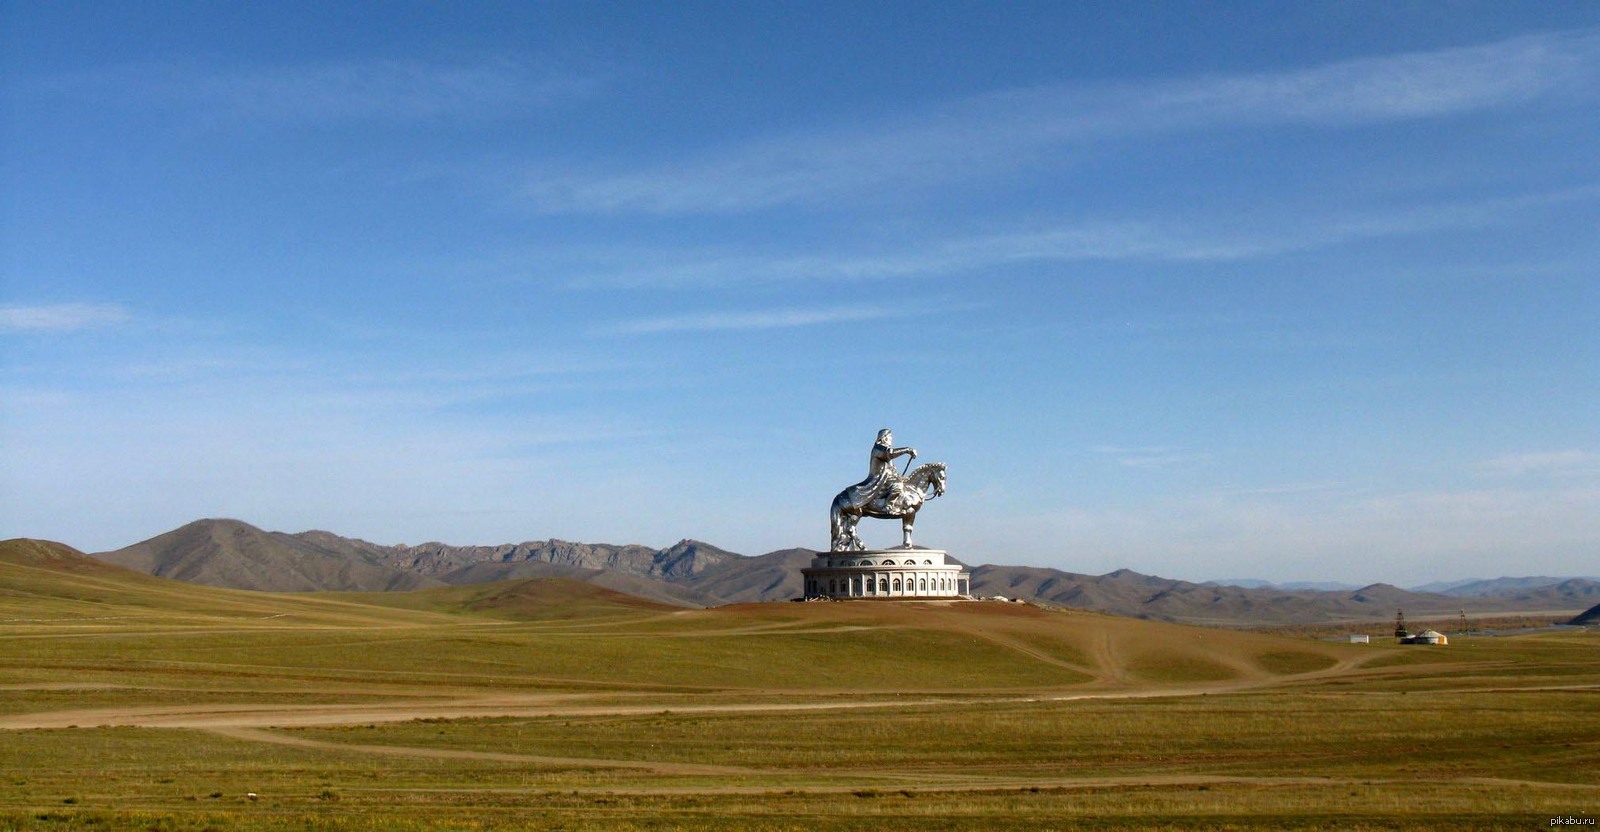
(1399, 629), (1448, 645)
(1347, 634), (1370, 644)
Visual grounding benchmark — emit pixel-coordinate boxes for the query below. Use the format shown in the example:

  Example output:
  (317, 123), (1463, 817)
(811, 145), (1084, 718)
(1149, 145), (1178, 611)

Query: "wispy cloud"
(0, 303), (129, 333)
(1220, 481), (1350, 496)
(528, 29), (1600, 214)
(1478, 449), (1600, 477)
(560, 222), (1287, 289)
(31, 57), (601, 123)
(1092, 445), (1212, 469)
(593, 304), (927, 336)
(561, 184), (1598, 288)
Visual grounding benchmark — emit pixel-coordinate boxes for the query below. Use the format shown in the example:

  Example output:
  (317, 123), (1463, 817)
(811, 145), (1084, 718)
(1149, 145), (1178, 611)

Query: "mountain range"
(89, 518), (1600, 626)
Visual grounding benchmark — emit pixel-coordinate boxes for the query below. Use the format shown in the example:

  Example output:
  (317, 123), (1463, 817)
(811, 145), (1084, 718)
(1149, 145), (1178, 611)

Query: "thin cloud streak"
(0, 303), (129, 333)
(564, 185), (1599, 289)
(28, 58), (602, 123)
(529, 29), (1600, 214)
(1478, 449), (1600, 477)
(593, 304), (924, 336)
(1092, 445), (1212, 470)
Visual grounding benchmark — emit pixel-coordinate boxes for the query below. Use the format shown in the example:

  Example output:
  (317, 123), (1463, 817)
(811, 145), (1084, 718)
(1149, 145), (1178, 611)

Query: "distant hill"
(96, 519), (443, 592)
(375, 536), (756, 606)
(378, 536), (735, 582)
(87, 520), (1600, 625)
(5, 540), (114, 572)
(1571, 603), (1600, 626)
(1208, 578), (1362, 592)
(678, 547), (814, 604)
(969, 564), (1598, 625)
(91, 520), (782, 604)
(2, 537), (129, 574)
(1412, 576), (1600, 597)
(4, 537), (667, 629)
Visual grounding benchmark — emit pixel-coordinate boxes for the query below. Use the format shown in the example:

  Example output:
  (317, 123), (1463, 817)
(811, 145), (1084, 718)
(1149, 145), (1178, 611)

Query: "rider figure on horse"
(848, 428), (917, 514)
(829, 428), (946, 551)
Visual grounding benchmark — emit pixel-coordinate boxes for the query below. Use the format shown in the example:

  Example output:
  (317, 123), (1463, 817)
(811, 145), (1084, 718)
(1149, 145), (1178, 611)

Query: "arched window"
(879, 578), (888, 592)
(919, 577), (927, 592)
(829, 579), (837, 594)
(892, 578), (901, 592)
(852, 577), (861, 595)
(924, 560), (933, 565)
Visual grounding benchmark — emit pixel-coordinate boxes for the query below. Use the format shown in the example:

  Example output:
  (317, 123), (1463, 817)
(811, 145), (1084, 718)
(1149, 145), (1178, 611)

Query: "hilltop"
(93, 519), (805, 604)
(85, 519), (1600, 626)
(96, 519), (439, 593)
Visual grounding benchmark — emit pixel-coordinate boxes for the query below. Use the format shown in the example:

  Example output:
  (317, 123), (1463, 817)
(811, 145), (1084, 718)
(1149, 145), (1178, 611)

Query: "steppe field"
(2, 539), (1597, 831)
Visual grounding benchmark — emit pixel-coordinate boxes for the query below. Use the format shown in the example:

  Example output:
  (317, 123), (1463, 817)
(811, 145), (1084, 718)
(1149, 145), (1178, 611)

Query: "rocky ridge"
(90, 518), (1600, 625)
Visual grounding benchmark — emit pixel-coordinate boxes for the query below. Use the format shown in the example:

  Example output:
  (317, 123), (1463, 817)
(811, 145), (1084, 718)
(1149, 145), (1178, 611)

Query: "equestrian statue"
(829, 428), (947, 551)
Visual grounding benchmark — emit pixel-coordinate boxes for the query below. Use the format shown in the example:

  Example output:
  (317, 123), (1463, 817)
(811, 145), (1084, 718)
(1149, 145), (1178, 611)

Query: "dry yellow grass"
(4, 538), (1597, 829)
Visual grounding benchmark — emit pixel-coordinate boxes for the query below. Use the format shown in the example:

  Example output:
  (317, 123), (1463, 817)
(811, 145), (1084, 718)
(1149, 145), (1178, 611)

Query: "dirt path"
(204, 726), (754, 776)
(336, 772), (1600, 797)
(0, 693), (965, 729)
(0, 673), (1382, 731)
(1090, 630), (1128, 685)
(945, 624), (1101, 680)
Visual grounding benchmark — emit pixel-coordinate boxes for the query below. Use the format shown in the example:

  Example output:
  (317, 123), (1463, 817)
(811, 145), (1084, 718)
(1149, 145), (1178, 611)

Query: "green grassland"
(3, 539), (1597, 830)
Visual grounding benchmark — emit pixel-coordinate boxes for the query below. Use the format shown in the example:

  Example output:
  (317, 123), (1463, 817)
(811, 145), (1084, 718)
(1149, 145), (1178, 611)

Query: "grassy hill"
(4, 536), (1598, 829)
(8, 536), (1361, 704)
(1, 537), (455, 629)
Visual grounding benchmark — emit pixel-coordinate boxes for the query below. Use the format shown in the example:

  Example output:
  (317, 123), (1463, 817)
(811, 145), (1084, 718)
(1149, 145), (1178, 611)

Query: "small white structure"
(1399, 629), (1448, 645)
(802, 548), (969, 600)
(1347, 634), (1370, 644)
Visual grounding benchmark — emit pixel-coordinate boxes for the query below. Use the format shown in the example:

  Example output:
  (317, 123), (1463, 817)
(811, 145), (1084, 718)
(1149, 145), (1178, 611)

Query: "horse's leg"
(829, 501), (845, 552)
(902, 508), (915, 548)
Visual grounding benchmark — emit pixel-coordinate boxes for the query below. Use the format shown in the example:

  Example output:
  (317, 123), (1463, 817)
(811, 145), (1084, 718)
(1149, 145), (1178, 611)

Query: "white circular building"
(802, 548), (970, 600)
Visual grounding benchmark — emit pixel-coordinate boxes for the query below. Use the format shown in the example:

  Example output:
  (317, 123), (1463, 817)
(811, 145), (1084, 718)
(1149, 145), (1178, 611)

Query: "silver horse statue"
(829, 429), (948, 551)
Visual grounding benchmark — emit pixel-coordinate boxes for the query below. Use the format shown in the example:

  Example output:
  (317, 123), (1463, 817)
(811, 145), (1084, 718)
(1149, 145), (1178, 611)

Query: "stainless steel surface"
(829, 429), (947, 551)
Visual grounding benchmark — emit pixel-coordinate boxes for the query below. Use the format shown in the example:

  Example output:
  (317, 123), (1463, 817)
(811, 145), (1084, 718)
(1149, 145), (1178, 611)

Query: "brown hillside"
(698, 597), (1352, 688)
(461, 578), (679, 619)
(969, 564), (1570, 625)
(322, 576), (682, 621)
(440, 559), (707, 607)
(95, 518), (441, 592)
(382, 537), (738, 583)
(680, 547), (815, 604)
(0, 538), (143, 576)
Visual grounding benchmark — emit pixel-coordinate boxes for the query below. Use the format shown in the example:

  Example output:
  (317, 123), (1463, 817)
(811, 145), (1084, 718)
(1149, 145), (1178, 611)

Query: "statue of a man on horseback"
(830, 429), (947, 551)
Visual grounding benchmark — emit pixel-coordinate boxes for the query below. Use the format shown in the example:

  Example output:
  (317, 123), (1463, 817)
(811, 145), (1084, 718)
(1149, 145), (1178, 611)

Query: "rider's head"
(876, 428), (892, 446)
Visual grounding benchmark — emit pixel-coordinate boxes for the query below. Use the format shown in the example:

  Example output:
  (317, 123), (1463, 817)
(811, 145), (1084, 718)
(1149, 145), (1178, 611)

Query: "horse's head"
(930, 463), (947, 497)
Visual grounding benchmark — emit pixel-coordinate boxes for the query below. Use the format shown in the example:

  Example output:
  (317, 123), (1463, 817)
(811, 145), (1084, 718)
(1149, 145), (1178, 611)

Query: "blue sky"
(2, 2), (1596, 585)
